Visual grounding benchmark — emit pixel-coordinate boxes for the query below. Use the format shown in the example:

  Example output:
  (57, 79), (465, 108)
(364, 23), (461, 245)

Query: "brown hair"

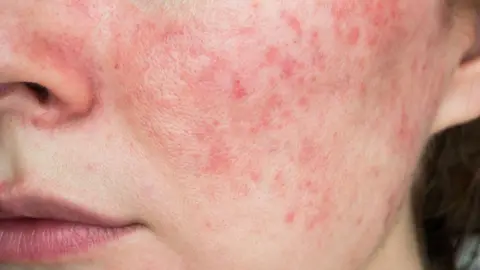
(414, 119), (480, 270)
(415, 117), (480, 270)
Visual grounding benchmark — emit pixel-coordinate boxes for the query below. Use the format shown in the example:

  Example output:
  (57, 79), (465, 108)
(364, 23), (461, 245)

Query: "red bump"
(281, 11), (303, 38)
(202, 141), (233, 174)
(285, 211), (296, 224)
(298, 96), (308, 107)
(265, 46), (280, 64)
(232, 79), (247, 100)
(310, 31), (319, 46)
(281, 58), (297, 78)
(346, 27), (360, 45)
(85, 163), (98, 172)
(250, 171), (260, 183)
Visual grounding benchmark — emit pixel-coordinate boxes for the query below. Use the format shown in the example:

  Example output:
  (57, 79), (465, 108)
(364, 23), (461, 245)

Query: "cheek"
(112, 3), (350, 184)
(107, 0), (440, 231)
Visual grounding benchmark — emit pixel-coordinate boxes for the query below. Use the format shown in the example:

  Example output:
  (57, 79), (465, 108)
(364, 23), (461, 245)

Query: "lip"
(0, 194), (138, 263)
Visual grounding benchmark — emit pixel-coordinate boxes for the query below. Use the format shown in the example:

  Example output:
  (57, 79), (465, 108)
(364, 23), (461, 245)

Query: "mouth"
(0, 193), (139, 263)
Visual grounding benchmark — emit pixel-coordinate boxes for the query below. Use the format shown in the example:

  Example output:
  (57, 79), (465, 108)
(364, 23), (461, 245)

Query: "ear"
(431, 14), (480, 134)
(432, 60), (480, 133)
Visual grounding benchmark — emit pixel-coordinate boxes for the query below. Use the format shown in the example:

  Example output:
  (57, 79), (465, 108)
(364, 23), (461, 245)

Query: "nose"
(0, 30), (96, 128)
(0, 19), (98, 188)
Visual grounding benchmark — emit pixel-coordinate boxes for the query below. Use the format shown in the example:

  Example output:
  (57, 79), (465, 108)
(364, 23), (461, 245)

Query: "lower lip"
(0, 219), (136, 262)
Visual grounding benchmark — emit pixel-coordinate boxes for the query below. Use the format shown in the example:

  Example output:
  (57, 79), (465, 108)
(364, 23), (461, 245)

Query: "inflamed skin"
(0, 0), (480, 270)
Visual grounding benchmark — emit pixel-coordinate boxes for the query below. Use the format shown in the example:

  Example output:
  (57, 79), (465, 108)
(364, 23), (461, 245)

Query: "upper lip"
(0, 193), (130, 228)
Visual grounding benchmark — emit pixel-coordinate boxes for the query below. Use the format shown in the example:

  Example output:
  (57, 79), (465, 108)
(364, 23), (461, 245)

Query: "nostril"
(24, 82), (50, 104)
(0, 83), (62, 127)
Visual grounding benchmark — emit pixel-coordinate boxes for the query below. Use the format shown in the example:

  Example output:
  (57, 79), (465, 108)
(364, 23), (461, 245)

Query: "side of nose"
(0, 27), (97, 128)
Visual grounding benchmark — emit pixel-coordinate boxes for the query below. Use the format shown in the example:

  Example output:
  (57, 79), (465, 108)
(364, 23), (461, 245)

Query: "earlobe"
(431, 59), (480, 134)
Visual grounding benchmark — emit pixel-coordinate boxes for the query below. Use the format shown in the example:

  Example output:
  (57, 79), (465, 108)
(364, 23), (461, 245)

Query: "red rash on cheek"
(116, 6), (366, 159)
(89, 0), (429, 235)
(331, 0), (407, 49)
(281, 11), (303, 38)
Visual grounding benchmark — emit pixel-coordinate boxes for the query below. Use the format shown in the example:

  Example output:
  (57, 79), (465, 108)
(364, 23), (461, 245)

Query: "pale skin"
(0, 0), (480, 269)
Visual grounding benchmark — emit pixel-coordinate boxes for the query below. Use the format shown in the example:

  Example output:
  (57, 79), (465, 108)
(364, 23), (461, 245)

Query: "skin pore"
(1, 0), (480, 270)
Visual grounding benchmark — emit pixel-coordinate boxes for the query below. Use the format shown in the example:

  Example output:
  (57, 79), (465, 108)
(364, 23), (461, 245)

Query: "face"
(0, 0), (468, 269)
